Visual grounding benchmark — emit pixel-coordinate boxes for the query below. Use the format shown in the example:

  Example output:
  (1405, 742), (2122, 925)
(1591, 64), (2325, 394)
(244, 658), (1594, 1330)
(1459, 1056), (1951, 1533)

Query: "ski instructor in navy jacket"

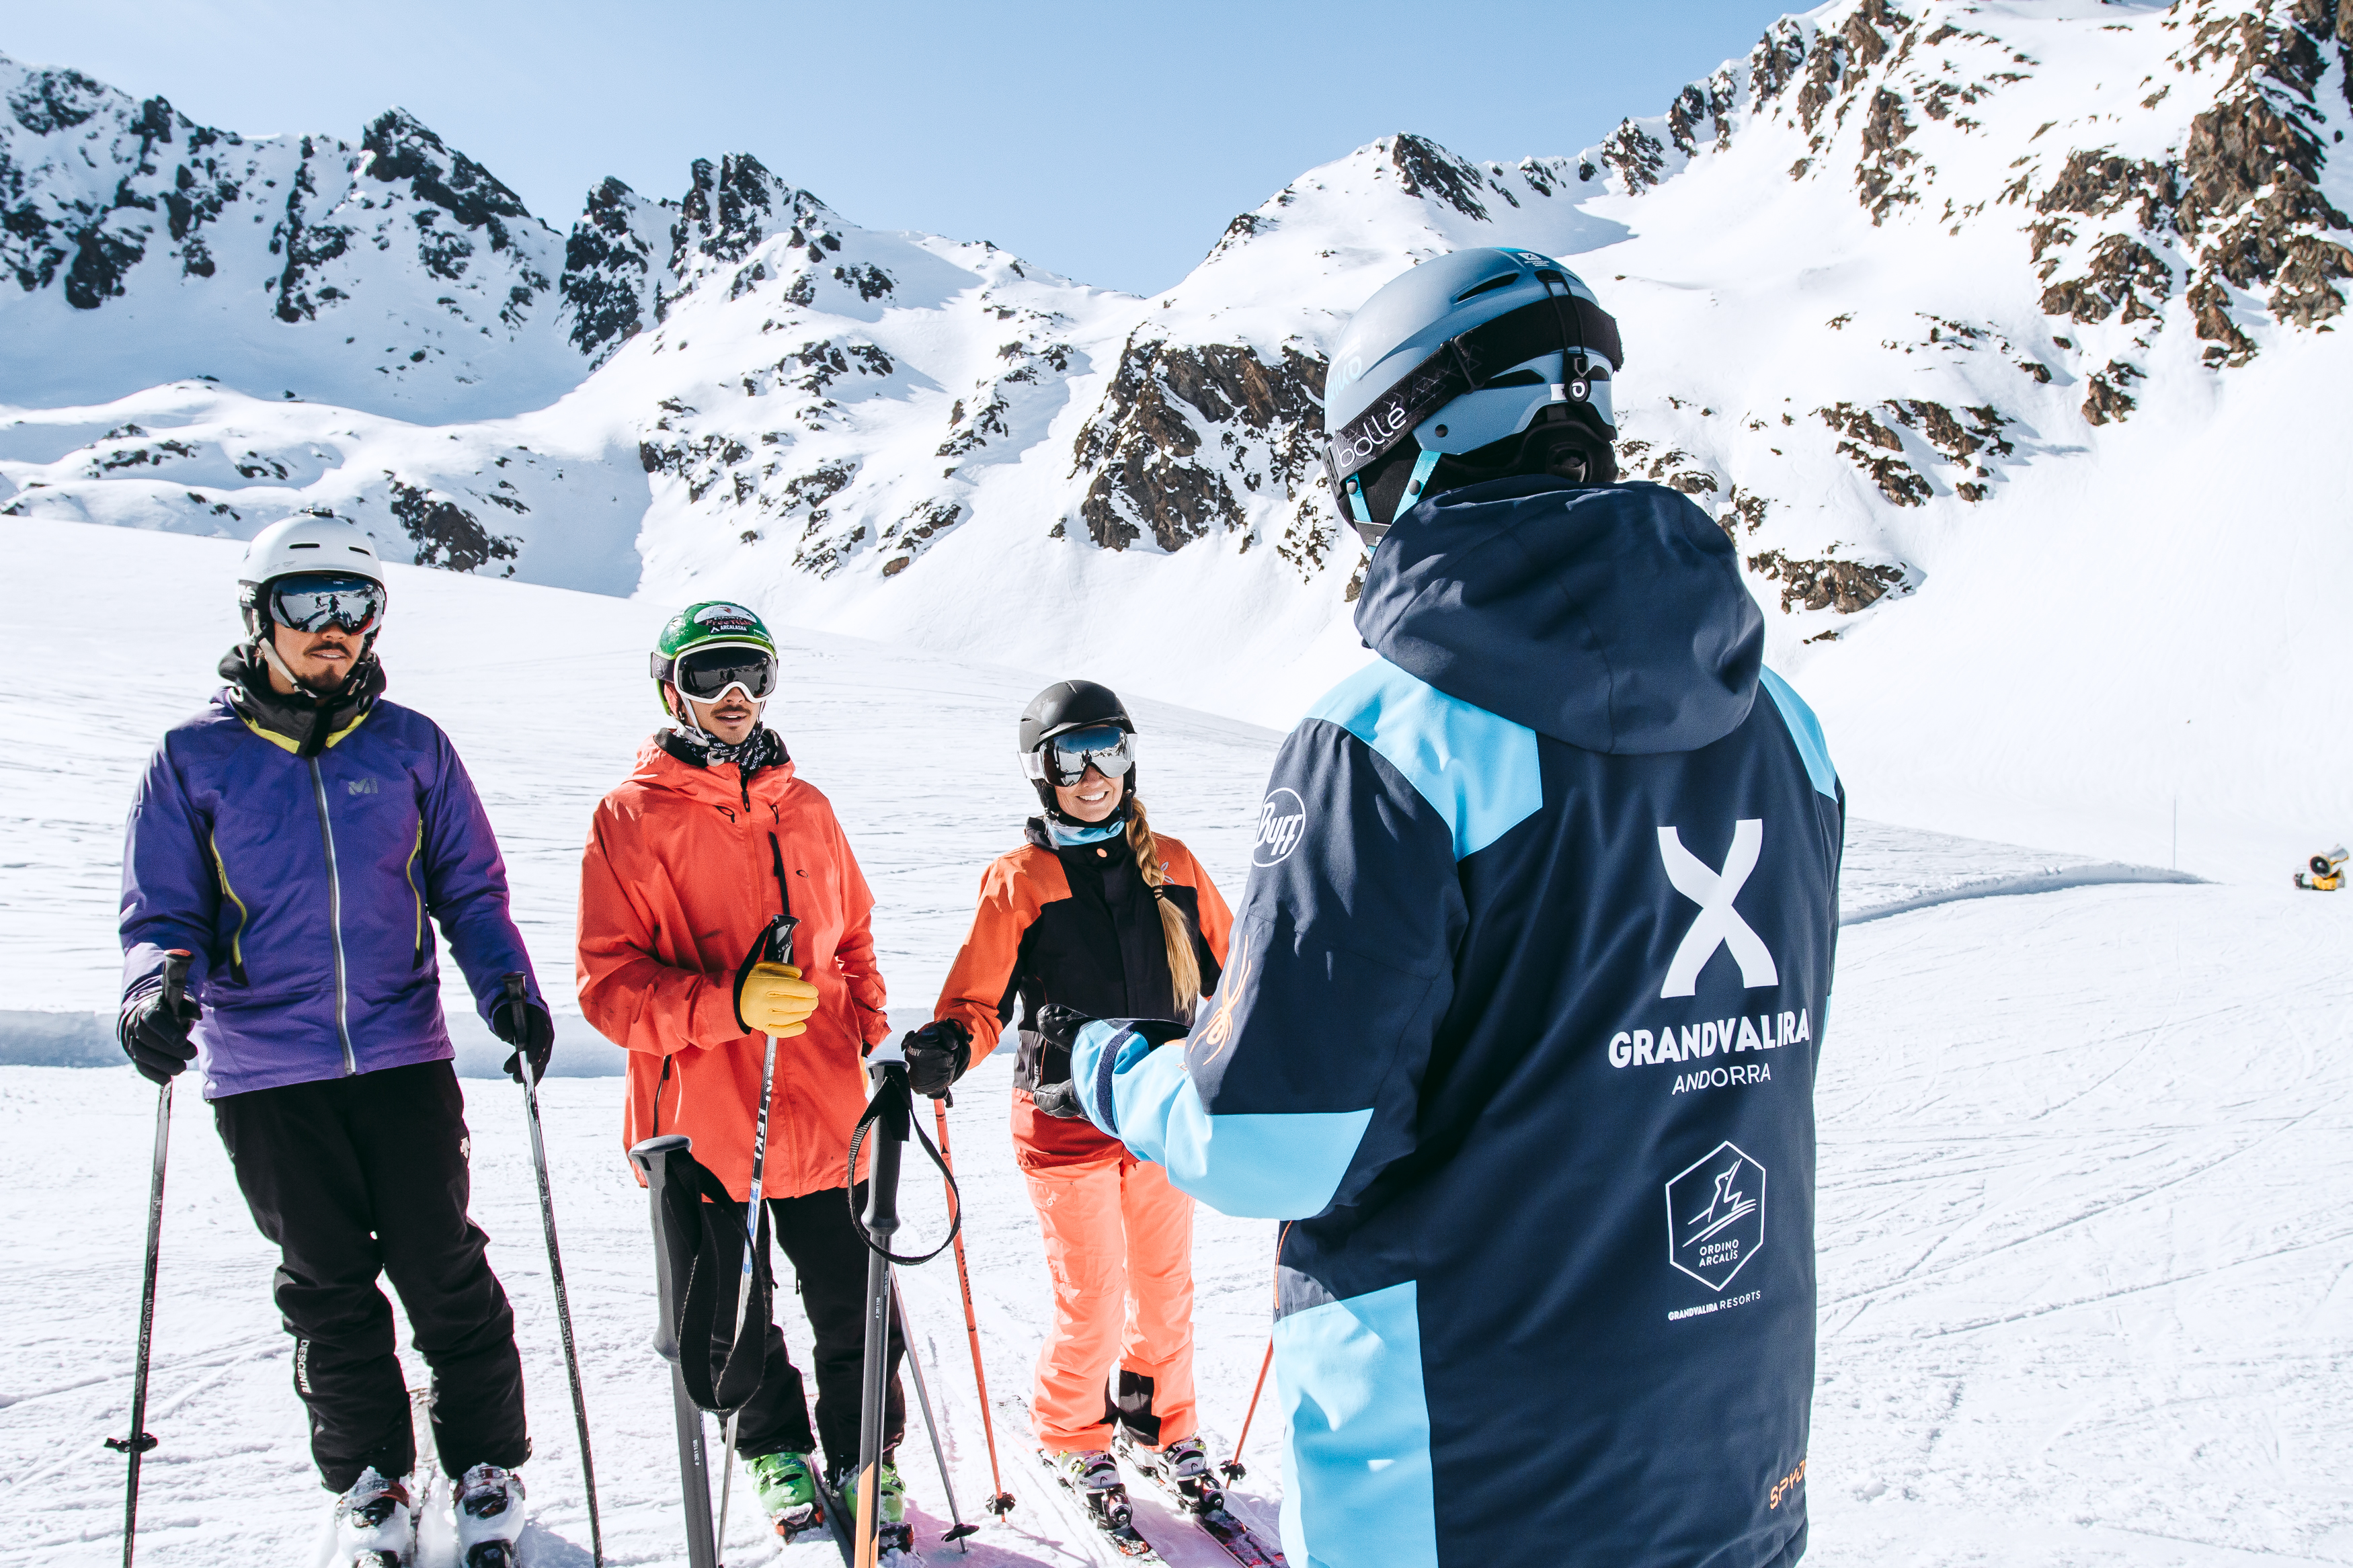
(1033, 249), (1845, 1568)
(116, 515), (549, 1554)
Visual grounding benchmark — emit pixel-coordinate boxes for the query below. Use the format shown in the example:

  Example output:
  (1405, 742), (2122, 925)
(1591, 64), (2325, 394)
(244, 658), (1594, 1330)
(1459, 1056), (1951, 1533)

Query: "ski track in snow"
(5, 522), (2348, 1566)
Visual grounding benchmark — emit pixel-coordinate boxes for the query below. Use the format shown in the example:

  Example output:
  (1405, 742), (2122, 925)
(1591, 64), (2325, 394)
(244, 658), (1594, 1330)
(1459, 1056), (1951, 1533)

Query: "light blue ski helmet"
(1322, 247), (1622, 540)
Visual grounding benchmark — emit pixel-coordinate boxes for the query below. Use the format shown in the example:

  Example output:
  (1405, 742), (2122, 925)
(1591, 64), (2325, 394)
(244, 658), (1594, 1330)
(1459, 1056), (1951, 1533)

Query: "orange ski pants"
(1025, 1153), (1197, 1454)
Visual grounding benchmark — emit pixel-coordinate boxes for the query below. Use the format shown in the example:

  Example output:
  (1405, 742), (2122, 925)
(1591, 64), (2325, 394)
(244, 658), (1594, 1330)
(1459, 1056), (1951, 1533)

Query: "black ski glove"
(1029, 1006), (1189, 1120)
(493, 995), (555, 1084)
(903, 1018), (971, 1100)
(118, 980), (200, 1086)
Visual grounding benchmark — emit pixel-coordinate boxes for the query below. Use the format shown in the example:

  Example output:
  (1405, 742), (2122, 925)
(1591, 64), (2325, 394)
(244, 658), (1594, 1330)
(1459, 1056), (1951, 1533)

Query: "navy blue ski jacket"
(1070, 477), (1843, 1568)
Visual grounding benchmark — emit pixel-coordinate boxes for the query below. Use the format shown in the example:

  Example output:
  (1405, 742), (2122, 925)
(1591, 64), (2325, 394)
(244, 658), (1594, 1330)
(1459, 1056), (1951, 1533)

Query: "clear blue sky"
(0, 0), (1801, 296)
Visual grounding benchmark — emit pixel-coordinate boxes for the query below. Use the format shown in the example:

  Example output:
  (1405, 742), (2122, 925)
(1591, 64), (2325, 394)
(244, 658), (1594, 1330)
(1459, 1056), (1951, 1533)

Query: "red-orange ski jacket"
(933, 818), (1231, 1169)
(577, 735), (889, 1201)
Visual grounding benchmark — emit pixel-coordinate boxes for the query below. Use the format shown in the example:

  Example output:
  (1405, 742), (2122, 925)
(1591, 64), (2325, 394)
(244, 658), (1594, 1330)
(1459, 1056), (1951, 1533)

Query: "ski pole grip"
(500, 971), (528, 1037)
(630, 1134), (695, 1362)
(765, 913), (800, 969)
(161, 950), (192, 1011)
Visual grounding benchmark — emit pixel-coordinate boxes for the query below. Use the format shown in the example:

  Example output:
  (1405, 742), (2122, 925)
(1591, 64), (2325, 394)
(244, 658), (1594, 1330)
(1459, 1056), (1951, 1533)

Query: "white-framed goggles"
(1023, 723), (1135, 788)
(652, 641), (780, 705)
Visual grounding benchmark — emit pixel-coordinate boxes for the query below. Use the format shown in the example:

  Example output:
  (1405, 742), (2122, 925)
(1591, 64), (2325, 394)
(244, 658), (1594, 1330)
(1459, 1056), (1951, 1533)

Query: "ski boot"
(838, 1457), (914, 1557)
(748, 1449), (823, 1539)
(1117, 1432), (1224, 1514)
(331, 1467), (416, 1568)
(1054, 1448), (1134, 1528)
(452, 1463), (526, 1567)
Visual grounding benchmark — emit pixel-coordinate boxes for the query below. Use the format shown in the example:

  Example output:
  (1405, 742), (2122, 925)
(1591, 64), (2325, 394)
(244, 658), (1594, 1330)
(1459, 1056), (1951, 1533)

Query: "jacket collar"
(631, 733), (798, 804)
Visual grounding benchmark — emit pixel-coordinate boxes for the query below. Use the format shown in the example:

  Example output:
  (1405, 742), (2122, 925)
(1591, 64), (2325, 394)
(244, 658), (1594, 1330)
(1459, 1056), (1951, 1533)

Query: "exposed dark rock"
(2081, 359), (2143, 426)
(1886, 399), (2014, 464)
(1388, 134), (1488, 220)
(362, 110), (530, 253)
(561, 177), (654, 362)
(387, 478), (518, 573)
(1750, 18), (1810, 101)
(1819, 403), (1929, 505)
(1747, 548), (1910, 613)
(832, 262), (894, 300)
(1598, 121), (1669, 194)
(2187, 270), (2258, 364)
(7, 67), (106, 135)
(1070, 336), (1326, 554)
(270, 139), (354, 324)
(2040, 234), (2171, 324)
(879, 497), (962, 570)
(1856, 88), (1921, 222)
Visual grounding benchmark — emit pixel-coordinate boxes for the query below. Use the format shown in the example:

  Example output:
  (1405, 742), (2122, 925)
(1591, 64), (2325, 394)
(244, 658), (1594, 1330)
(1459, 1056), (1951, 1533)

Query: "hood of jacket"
(1353, 477), (1763, 756)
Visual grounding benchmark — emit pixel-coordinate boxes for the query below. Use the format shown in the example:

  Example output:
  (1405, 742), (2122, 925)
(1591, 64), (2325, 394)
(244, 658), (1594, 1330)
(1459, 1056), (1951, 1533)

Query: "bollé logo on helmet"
(1252, 788), (1307, 867)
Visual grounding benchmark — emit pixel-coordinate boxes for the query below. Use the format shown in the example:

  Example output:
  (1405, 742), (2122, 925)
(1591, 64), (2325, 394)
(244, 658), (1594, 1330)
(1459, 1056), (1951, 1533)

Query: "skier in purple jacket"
(118, 515), (549, 1565)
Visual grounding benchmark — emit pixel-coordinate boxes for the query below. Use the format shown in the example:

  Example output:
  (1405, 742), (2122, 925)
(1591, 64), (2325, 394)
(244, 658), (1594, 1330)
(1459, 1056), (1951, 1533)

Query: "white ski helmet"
(1322, 247), (1624, 543)
(237, 515), (389, 641)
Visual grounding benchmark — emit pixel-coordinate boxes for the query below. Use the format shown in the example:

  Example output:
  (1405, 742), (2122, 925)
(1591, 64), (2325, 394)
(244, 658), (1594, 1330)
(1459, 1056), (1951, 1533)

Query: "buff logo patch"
(1252, 788), (1307, 867)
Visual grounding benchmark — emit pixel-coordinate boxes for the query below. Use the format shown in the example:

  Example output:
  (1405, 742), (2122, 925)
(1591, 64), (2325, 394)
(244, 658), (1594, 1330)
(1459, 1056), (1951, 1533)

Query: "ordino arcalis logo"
(1665, 1141), (1766, 1292)
(1252, 788), (1306, 867)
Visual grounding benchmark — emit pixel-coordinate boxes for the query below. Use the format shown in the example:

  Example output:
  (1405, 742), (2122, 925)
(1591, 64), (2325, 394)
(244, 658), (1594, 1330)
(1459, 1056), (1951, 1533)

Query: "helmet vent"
(1453, 271), (1521, 304)
(290, 541), (319, 549)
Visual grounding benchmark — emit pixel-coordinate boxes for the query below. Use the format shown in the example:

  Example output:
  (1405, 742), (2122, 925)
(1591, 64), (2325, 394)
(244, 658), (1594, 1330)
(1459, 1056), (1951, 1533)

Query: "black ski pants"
(212, 1060), (527, 1491)
(725, 1183), (906, 1473)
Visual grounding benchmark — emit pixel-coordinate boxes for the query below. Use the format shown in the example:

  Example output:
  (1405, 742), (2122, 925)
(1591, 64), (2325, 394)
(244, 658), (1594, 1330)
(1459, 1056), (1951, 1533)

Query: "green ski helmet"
(650, 600), (780, 716)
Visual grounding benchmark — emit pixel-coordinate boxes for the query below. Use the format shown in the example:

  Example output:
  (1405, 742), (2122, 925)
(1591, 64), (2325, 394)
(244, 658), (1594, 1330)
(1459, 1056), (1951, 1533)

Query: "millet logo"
(346, 778), (379, 796)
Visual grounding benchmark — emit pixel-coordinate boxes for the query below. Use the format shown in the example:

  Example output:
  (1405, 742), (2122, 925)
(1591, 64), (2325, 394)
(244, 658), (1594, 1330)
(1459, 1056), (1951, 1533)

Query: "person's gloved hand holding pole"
(493, 984), (556, 1084)
(118, 975), (201, 1085)
(735, 960), (820, 1038)
(903, 1019), (971, 1099)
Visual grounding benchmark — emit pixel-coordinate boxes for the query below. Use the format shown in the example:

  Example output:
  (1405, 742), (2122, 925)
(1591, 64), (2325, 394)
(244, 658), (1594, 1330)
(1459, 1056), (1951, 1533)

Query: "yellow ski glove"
(735, 961), (820, 1038)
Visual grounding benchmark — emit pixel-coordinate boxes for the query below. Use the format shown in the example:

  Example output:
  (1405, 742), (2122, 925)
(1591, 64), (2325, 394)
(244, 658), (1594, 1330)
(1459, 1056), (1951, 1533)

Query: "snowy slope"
(5, 0), (2350, 873)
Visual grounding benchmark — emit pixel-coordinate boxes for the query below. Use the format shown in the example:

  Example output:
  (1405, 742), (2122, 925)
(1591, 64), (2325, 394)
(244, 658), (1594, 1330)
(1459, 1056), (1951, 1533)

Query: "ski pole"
(891, 1280), (973, 1549)
(1219, 1338), (1275, 1484)
(853, 1042), (912, 1568)
(934, 1098), (1015, 1518)
(106, 948), (189, 1568)
(715, 913), (794, 1559)
(631, 1133), (719, 1568)
(503, 973), (604, 1567)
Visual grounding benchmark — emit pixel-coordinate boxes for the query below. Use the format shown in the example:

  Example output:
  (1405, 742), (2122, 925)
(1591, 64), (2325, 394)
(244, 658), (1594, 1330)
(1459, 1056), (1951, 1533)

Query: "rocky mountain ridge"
(2, 0), (2348, 718)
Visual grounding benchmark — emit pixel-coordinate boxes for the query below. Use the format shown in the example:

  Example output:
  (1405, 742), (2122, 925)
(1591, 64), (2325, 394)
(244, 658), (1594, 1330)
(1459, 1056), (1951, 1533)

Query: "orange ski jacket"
(577, 735), (889, 1201)
(933, 819), (1231, 1169)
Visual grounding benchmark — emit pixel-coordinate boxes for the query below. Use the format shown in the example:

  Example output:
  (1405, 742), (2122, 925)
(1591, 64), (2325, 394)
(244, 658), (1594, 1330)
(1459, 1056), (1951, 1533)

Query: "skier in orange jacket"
(575, 601), (906, 1539)
(902, 679), (1233, 1524)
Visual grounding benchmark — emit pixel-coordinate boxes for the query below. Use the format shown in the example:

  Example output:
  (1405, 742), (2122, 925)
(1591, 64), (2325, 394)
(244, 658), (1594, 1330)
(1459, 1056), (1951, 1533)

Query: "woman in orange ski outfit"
(575, 602), (907, 1541)
(902, 679), (1232, 1517)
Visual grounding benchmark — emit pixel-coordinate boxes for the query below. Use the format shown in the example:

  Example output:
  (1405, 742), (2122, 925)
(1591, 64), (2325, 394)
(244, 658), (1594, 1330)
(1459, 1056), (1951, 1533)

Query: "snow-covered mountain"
(3, 0), (2348, 864)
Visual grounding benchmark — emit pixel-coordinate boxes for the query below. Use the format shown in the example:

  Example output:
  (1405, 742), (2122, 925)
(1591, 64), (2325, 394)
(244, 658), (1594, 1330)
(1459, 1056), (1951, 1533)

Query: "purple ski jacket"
(119, 686), (542, 1099)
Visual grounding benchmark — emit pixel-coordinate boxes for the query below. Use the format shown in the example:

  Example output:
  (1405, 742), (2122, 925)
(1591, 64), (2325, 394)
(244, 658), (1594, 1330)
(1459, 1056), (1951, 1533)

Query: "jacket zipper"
(653, 1055), (672, 1134)
(308, 757), (357, 1075)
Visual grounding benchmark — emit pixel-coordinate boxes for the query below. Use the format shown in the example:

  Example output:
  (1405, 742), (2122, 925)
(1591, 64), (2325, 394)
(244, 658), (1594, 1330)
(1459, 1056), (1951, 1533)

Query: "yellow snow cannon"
(2295, 845), (2348, 891)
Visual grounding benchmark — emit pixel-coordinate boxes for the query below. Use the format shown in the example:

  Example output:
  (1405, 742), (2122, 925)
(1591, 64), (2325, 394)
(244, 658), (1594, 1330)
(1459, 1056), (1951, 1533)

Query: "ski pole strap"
(649, 1145), (775, 1413)
(845, 1073), (961, 1266)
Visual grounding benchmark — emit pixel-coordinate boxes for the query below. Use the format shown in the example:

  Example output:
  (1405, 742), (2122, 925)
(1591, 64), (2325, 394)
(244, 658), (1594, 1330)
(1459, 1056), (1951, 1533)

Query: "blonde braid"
(1127, 795), (1203, 1017)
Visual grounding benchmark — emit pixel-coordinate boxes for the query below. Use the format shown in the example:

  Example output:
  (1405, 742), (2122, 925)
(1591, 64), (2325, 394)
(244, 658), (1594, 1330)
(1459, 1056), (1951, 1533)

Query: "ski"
(811, 1469), (923, 1566)
(1112, 1440), (1284, 1568)
(1032, 1448), (1165, 1564)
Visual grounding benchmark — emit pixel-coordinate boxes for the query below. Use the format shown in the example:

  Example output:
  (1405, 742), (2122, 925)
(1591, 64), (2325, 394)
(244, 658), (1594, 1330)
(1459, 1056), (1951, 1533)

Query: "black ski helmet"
(1019, 679), (1137, 825)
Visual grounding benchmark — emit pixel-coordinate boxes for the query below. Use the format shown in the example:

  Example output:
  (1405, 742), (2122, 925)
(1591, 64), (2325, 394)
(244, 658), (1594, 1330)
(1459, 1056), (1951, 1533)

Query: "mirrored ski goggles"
(269, 573), (385, 634)
(658, 643), (779, 704)
(1025, 724), (1135, 787)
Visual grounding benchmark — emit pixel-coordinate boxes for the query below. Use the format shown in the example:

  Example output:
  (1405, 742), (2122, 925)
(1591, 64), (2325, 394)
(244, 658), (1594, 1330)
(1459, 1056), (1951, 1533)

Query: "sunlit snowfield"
(3, 522), (2346, 1567)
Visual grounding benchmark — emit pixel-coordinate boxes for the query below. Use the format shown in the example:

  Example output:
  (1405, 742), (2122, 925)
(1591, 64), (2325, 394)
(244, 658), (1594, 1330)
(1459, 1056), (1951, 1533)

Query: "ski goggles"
(1024, 724), (1135, 788)
(654, 642), (780, 704)
(268, 573), (385, 634)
